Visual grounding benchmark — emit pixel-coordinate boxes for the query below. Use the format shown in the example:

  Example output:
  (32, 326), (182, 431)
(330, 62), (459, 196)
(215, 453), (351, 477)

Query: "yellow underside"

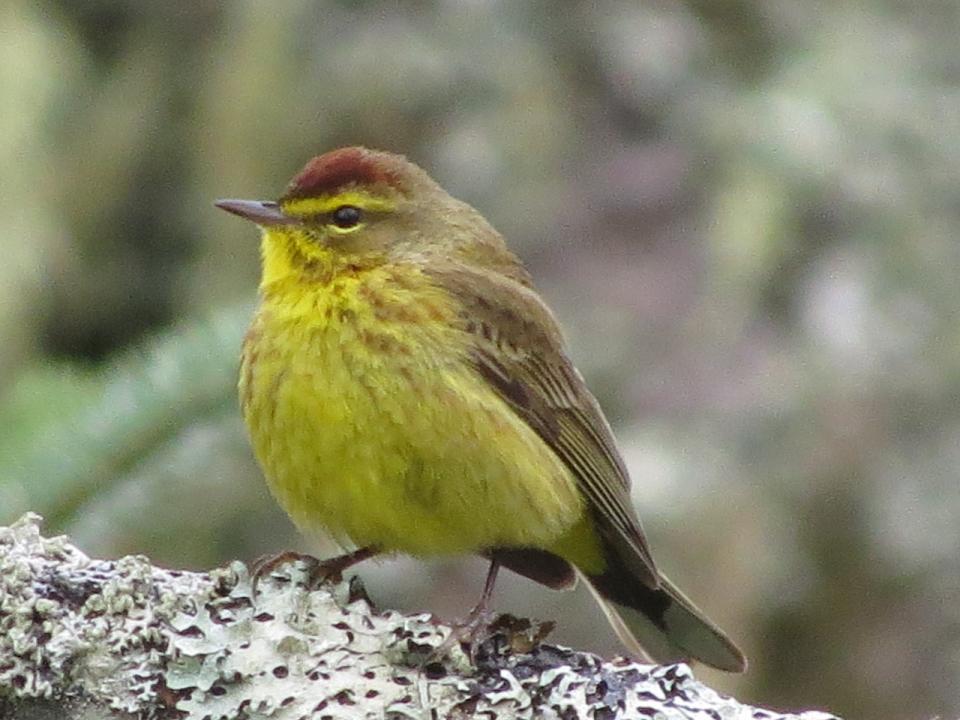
(241, 251), (602, 571)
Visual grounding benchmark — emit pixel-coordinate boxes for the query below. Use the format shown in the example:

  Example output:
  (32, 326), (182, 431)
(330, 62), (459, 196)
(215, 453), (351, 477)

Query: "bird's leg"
(251, 546), (378, 594)
(473, 558), (501, 620)
(441, 559), (502, 663)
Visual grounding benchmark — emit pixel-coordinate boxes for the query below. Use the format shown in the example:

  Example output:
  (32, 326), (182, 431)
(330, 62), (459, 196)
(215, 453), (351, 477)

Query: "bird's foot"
(455, 605), (501, 663)
(424, 612), (558, 675)
(427, 604), (499, 668)
(251, 550), (320, 595)
(250, 546), (377, 595)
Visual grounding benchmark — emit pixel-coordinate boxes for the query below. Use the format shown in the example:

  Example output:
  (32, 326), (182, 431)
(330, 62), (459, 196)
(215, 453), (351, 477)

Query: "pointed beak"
(214, 199), (296, 226)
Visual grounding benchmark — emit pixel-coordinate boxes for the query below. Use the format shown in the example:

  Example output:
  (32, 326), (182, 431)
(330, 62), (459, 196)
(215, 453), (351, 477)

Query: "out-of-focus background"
(2, 2), (958, 717)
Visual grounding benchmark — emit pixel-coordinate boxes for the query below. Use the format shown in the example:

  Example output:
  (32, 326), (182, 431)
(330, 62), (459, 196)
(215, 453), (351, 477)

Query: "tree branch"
(0, 514), (837, 719)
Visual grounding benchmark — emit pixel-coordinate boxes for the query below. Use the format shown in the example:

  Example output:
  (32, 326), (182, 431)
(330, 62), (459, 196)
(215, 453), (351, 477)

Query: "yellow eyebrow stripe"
(281, 191), (397, 217)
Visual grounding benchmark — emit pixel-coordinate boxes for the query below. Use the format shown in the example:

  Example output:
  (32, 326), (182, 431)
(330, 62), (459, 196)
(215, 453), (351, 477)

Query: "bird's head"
(216, 147), (463, 283)
(217, 146), (524, 289)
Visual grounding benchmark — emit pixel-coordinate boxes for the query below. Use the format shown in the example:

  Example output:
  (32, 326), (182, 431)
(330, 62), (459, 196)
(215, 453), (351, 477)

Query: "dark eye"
(331, 205), (362, 229)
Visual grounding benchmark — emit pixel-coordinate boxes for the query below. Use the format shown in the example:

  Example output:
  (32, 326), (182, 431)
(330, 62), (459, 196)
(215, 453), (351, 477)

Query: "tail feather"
(582, 568), (747, 672)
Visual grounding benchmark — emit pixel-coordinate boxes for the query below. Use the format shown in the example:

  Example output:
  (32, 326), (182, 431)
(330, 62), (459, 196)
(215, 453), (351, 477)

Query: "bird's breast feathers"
(240, 265), (583, 555)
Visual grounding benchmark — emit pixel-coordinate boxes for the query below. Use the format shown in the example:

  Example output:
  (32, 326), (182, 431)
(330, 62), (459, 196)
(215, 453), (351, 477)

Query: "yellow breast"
(240, 262), (583, 556)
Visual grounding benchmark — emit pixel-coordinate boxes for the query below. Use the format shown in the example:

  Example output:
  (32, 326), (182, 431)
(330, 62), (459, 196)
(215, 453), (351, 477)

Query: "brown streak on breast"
(240, 325), (261, 411)
(359, 284), (422, 324)
(298, 258), (335, 285)
(265, 367), (287, 424)
(358, 329), (409, 357)
(356, 283), (386, 312)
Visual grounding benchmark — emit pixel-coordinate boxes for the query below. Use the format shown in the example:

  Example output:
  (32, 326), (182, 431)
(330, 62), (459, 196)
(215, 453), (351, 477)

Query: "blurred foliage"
(2, 1), (960, 718)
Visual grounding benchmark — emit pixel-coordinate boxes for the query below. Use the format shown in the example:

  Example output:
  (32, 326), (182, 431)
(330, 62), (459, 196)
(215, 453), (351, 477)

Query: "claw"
(423, 559), (503, 668)
(249, 546), (378, 596)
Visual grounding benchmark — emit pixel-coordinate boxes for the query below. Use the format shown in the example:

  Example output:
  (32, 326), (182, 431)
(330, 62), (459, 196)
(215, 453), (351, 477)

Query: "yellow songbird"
(216, 147), (745, 672)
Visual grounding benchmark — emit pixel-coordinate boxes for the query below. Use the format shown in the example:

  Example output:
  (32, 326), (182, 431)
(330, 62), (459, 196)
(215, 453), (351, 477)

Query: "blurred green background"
(2, 2), (959, 717)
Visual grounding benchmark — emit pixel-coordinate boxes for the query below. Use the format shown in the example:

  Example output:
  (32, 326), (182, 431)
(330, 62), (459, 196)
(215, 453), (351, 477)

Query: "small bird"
(216, 147), (746, 672)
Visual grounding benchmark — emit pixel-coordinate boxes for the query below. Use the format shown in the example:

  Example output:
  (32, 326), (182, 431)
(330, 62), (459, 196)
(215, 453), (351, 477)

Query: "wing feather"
(424, 262), (659, 588)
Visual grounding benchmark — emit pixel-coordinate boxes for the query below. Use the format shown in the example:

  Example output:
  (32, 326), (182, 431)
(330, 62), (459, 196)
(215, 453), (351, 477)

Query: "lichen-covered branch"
(0, 515), (838, 719)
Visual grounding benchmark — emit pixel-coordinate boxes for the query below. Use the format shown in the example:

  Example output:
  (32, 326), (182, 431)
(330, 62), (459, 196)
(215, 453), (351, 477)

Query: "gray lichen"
(0, 514), (840, 719)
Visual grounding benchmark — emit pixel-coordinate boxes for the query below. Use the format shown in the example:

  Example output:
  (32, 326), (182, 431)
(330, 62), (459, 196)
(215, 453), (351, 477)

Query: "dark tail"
(584, 536), (747, 672)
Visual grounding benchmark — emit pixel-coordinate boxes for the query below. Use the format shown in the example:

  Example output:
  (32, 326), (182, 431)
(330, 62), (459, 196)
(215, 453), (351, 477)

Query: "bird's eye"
(331, 205), (362, 229)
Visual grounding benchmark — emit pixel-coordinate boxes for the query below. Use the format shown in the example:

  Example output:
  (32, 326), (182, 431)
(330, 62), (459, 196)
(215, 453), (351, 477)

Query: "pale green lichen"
(0, 512), (220, 714)
(0, 514), (840, 719)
